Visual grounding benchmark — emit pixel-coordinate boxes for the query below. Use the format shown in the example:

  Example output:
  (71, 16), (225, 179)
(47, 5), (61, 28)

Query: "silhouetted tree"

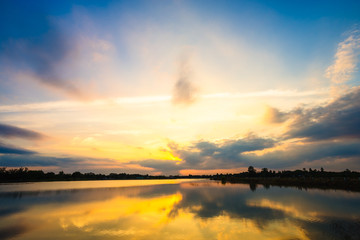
(248, 166), (256, 177)
(72, 171), (83, 179)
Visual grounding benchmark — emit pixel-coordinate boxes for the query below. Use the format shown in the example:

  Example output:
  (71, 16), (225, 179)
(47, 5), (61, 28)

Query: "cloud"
(132, 87), (360, 173)
(263, 106), (289, 123)
(172, 54), (198, 106)
(0, 142), (36, 155)
(0, 154), (118, 169)
(244, 140), (360, 169)
(0, 123), (43, 156)
(0, 153), (161, 175)
(0, 89), (327, 113)
(129, 159), (182, 175)
(326, 29), (360, 84)
(0, 123), (45, 140)
(284, 87), (360, 140)
(133, 137), (360, 173)
(251, 87), (360, 169)
(169, 182), (360, 237)
(0, 6), (83, 97)
(3, 84), (351, 174)
(169, 184), (286, 225)
(132, 135), (276, 174)
(192, 135), (276, 161)
(0, 155), (77, 167)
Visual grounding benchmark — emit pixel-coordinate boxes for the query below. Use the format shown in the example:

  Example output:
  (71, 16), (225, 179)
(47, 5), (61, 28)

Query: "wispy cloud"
(263, 106), (289, 124)
(172, 54), (198, 106)
(0, 89), (327, 113)
(0, 154), (114, 168)
(0, 142), (36, 155)
(326, 29), (360, 85)
(0, 10), (84, 98)
(0, 154), (154, 174)
(0, 123), (44, 156)
(0, 123), (45, 140)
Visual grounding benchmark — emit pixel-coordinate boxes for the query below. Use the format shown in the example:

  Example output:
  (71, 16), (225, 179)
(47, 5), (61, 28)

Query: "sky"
(0, 0), (360, 175)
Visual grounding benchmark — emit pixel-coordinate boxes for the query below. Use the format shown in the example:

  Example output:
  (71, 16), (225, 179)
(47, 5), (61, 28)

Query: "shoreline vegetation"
(0, 167), (209, 182)
(211, 166), (360, 192)
(1, 166), (360, 192)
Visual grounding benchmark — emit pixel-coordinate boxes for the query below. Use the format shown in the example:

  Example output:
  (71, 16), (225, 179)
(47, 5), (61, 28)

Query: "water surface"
(1, 180), (359, 240)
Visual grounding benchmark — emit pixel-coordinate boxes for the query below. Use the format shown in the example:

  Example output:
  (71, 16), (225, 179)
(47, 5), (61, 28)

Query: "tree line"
(212, 166), (360, 179)
(1, 166), (359, 183)
(0, 167), (209, 182)
(211, 166), (360, 191)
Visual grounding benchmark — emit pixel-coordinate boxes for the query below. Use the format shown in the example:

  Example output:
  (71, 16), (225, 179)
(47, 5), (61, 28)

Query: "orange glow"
(180, 168), (248, 175)
(1, 186), (312, 240)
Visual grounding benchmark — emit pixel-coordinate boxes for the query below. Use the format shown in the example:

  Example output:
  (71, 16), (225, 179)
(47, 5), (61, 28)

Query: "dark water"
(0, 179), (360, 240)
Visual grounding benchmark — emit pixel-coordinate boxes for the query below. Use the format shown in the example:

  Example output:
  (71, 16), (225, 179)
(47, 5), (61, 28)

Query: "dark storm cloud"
(0, 123), (45, 140)
(285, 88), (360, 140)
(0, 1), (82, 97)
(172, 55), (197, 106)
(0, 142), (36, 155)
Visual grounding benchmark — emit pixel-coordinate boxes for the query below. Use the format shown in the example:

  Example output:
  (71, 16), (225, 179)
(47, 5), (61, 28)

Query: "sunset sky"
(1, 0), (360, 175)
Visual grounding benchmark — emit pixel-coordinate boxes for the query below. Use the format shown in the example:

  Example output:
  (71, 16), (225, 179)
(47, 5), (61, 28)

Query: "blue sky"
(0, 0), (360, 174)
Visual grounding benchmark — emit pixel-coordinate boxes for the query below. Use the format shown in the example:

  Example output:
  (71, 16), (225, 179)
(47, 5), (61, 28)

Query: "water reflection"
(0, 180), (359, 240)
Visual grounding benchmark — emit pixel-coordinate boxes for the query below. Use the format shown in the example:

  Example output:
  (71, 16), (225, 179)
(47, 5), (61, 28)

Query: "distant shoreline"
(1, 177), (359, 193)
(1, 167), (360, 192)
(0, 167), (209, 183)
(211, 176), (360, 192)
(210, 166), (360, 192)
(0, 177), (206, 184)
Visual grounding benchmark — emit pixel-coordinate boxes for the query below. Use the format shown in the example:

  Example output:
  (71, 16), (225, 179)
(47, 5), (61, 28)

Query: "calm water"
(1, 180), (360, 240)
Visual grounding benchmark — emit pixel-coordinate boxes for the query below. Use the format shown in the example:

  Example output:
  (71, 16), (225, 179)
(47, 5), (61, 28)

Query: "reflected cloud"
(246, 198), (320, 221)
(0, 181), (359, 240)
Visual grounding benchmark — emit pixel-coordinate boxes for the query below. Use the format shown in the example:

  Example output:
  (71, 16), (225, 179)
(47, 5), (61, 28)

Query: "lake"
(0, 179), (359, 240)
